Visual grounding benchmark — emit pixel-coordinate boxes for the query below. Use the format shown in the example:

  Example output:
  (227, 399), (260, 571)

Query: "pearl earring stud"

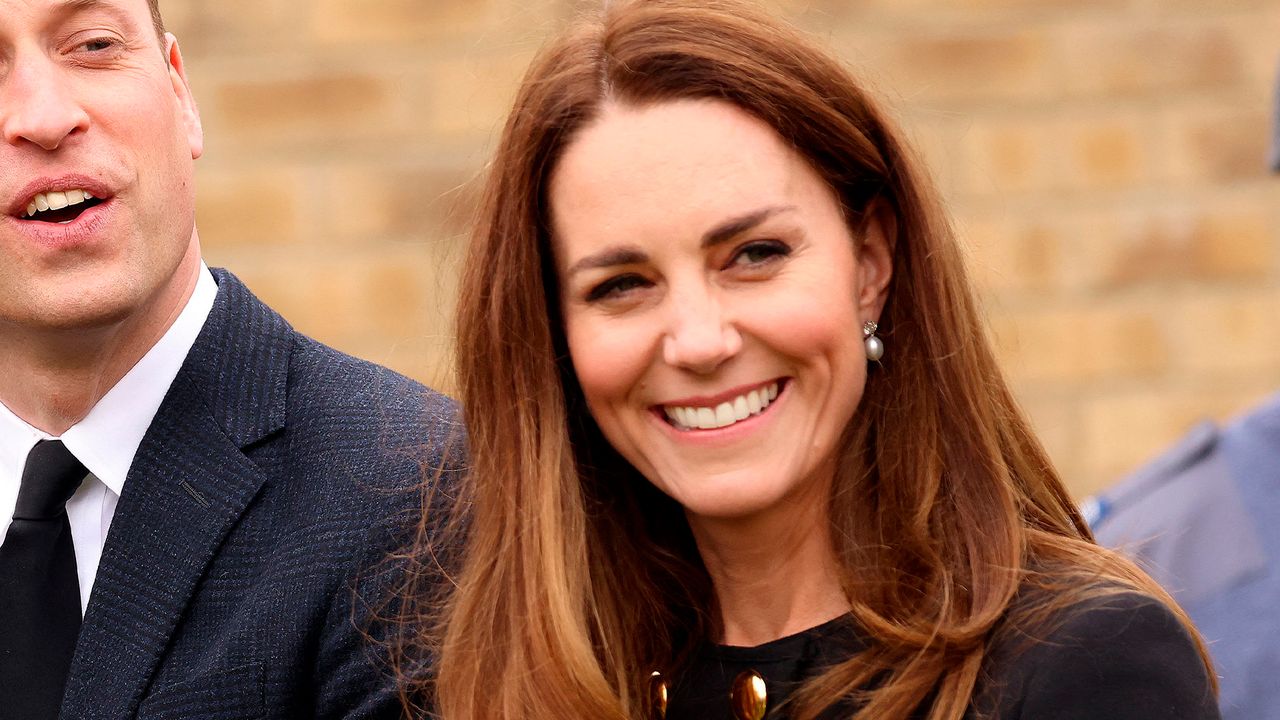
(863, 320), (884, 362)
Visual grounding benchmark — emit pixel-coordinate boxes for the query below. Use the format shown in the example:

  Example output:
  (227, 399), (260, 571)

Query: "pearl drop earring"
(863, 320), (884, 362)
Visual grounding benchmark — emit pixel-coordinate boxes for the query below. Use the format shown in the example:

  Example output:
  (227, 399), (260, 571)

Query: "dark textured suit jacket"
(57, 269), (457, 719)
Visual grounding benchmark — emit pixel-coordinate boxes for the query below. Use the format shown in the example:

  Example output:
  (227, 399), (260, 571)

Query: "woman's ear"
(855, 198), (895, 320)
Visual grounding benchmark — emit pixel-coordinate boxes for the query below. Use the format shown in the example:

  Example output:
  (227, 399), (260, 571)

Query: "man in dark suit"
(0, 1), (455, 717)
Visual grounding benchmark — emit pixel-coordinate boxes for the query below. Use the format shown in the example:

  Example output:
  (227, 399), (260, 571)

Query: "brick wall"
(168, 0), (1280, 497)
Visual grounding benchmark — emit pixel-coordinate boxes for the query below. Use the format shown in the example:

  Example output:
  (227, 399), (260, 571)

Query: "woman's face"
(550, 99), (892, 525)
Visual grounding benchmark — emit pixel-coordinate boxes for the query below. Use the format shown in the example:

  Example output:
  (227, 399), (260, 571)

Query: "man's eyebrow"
(700, 205), (795, 249)
(52, 0), (137, 28)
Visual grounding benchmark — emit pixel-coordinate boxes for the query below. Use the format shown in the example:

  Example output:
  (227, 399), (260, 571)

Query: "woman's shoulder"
(974, 585), (1220, 720)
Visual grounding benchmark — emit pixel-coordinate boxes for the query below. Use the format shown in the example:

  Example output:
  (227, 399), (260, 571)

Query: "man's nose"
(661, 286), (743, 374)
(1, 55), (90, 151)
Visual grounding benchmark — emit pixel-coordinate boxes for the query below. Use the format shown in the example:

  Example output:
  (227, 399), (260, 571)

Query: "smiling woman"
(551, 99), (883, 528)
(393, 1), (1221, 719)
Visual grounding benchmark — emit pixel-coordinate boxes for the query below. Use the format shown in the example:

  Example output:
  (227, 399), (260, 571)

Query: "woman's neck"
(689, 494), (849, 648)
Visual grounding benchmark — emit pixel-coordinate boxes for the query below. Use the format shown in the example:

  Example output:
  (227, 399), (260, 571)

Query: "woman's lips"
(660, 379), (785, 431)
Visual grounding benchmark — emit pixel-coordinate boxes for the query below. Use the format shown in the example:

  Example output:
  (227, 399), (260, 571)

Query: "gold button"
(730, 669), (767, 720)
(649, 670), (669, 719)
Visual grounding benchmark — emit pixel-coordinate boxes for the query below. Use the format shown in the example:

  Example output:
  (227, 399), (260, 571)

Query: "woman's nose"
(661, 288), (742, 374)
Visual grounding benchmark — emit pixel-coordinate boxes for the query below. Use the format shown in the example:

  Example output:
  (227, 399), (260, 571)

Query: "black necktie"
(0, 440), (87, 718)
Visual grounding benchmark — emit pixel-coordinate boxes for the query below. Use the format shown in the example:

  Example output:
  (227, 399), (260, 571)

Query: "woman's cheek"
(568, 317), (653, 400)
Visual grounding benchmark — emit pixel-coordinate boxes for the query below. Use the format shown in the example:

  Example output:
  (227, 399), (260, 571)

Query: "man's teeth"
(664, 382), (779, 430)
(23, 189), (95, 219)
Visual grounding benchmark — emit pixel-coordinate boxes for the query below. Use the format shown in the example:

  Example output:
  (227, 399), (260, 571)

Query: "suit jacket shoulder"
(974, 590), (1220, 720)
(62, 269), (460, 720)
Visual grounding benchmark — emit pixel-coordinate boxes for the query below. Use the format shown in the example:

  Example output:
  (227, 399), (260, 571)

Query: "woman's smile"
(658, 379), (783, 432)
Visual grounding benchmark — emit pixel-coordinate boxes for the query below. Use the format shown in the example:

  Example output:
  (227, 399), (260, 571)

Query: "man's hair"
(147, 0), (165, 39)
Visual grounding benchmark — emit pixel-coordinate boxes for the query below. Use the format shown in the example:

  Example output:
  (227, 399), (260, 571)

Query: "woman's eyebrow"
(700, 205), (795, 249)
(564, 204), (795, 278)
(565, 247), (649, 277)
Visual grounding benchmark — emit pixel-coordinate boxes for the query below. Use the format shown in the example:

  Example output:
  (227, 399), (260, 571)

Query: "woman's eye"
(728, 240), (789, 268)
(585, 274), (650, 302)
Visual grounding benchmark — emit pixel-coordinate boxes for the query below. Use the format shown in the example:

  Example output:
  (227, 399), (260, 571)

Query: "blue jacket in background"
(1089, 393), (1280, 720)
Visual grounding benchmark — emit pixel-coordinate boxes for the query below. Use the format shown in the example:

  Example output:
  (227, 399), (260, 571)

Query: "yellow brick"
(213, 75), (392, 136)
(960, 214), (1061, 295)
(1171, 291), (1280, 375)
(196, 167), (304, 248)
(310, 0), (561, 45)
(312, 0), (489, 44)
(1226, 9), (1280, 84)
(1052, 199), (1274, 290)
(1063, 116), (1150, 190)
(850, 29), (1054, 105)
(255, 261), (365, 340)
(159, 2), (198, 39)
(1050, 211), (1135, 292)
(316, 166), (481, 245)
(992, 305), (1169, 385)
(1187, 202), (1274, 282)
(898, 119), (969, 202)
(776, 0), (1117, 24)
(1015, 398), (1084, 496)
(1163, 107), (1271, 183)
(960, 117), (1059, 196)
(176, 0), (310, 54)
(422, 53), (533, 139)
(1057, 23), (1246, 98)
(1082, 387), (1272, 492)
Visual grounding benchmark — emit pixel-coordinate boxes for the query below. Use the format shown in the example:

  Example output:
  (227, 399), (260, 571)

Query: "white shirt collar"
(60, 264), (218, 495)
(0, 400), (45, 471)
(0, 264), (218, 496)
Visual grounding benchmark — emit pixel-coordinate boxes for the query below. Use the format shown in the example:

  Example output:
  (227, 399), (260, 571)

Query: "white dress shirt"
(0, 265), (217, 615)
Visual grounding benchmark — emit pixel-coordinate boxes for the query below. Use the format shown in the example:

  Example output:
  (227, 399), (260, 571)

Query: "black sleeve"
(985, 592), (1220, 720)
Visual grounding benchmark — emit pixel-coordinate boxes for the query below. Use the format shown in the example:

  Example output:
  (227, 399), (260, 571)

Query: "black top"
(665, 591), (1221, 719)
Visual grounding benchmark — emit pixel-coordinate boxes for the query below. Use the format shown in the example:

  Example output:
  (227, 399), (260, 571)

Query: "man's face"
(0, 0), (203, 333)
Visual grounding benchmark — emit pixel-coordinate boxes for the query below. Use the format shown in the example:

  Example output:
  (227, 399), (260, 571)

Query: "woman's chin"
(667, 475), (818, 529)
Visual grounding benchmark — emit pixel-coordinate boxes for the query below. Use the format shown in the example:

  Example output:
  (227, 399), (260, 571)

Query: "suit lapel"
(60, 271), (292, 719)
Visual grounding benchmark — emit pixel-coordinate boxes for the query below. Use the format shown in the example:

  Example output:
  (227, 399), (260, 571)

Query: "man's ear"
(165, 33), (204, 160)
(855, 197), (895, 322)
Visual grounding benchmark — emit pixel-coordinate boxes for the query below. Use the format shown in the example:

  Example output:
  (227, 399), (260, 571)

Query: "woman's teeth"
(663, 382), (779, 430)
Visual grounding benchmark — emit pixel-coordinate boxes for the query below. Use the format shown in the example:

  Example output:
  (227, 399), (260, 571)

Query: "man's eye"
(729, 240), (789, 267)
(586, 274), (650, 302)
(74, 38), (119, 53)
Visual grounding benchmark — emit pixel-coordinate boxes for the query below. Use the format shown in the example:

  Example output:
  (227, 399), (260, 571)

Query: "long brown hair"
(402, 1), (1212, 718)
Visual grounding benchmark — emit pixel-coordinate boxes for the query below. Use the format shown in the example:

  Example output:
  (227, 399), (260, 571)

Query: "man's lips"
(0, 196), (115, 249)
(7, 174), (116, 218)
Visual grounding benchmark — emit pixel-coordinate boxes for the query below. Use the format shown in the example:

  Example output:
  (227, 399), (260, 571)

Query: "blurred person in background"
(0, 1), (454, 717)
(396, 1), (1220, 718)
(1089, 396), (1280, 720)
(1087, 66), (1280, 720)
